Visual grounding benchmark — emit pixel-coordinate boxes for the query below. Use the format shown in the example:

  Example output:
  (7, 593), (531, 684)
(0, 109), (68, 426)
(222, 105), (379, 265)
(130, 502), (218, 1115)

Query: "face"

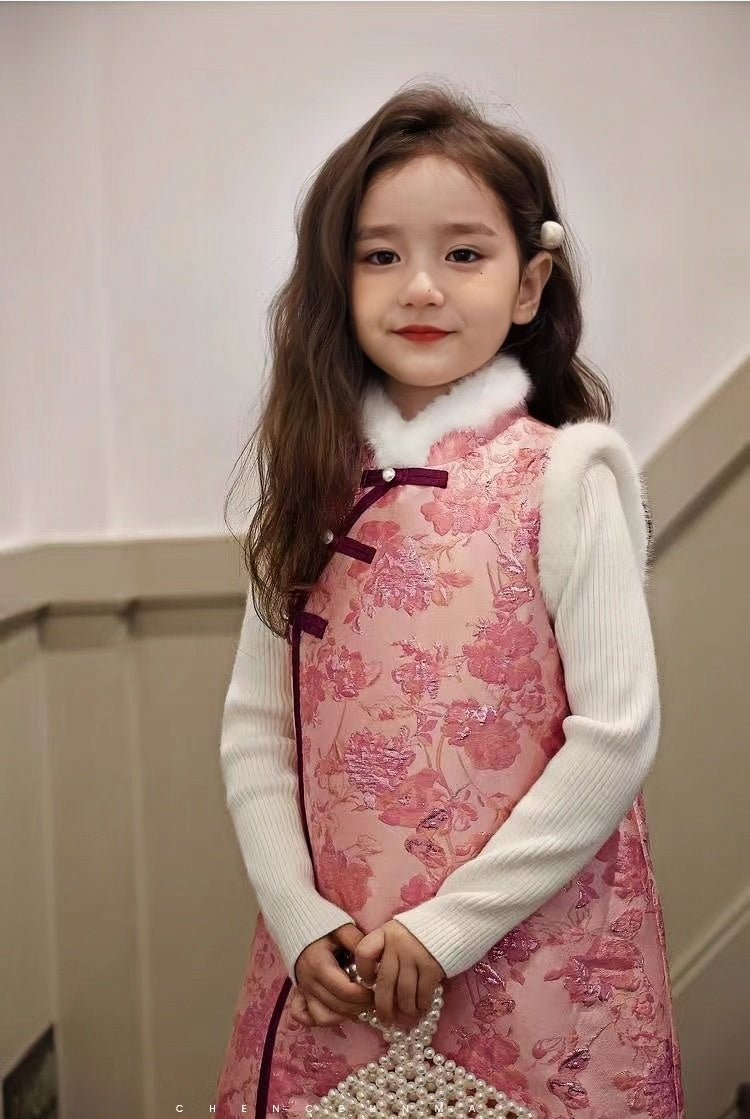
(349, 154), (553, 419)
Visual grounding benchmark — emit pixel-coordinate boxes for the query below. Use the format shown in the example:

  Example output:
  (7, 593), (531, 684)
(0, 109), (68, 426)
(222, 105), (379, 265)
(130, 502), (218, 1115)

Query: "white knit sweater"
(219, 355), (660, 984)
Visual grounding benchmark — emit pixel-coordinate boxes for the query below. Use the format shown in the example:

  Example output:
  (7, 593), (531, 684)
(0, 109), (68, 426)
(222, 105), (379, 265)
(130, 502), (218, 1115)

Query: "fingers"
(314, 960), (376, 1016)
(353, 927), (385, 985)
(293, 952), (436, 1031)
(290, 991), (360, 1028)
(292, 954), (374, 1027)
(373, 958), (431, 1028)
(307, 978), (373, 1020)
(416, 967), (437, 1016)
(395, 960), (421, 1027)
(373, 949), (399, 1026)
(288, 988), (314, 1026)
(295, 943), (375, 1020)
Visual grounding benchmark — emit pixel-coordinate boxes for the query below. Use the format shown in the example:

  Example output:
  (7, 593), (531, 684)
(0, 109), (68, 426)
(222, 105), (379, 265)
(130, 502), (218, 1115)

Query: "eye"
(364, 250), (397, 265)
(361, 248), (484, 266)
(448, 248), (483, 263)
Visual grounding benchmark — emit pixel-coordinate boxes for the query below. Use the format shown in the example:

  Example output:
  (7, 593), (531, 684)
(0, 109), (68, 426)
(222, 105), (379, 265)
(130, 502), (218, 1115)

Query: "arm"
(392, 461), (661, 979)
(220, 588), (355, 984)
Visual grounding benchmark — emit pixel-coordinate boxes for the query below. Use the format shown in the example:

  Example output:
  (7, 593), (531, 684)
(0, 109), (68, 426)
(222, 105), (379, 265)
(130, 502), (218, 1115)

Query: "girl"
(215, 82), (685, 1119)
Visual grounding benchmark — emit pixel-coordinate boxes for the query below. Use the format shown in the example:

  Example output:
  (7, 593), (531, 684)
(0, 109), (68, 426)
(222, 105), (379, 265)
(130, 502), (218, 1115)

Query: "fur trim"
(361, 353), (533, 468)
(538, 420), (650, 621)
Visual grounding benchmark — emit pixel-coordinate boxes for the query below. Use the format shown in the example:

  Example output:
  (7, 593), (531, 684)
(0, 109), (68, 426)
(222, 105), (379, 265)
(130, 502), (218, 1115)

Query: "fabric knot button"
(381, 467), (396, 482)
(323, 529), (334, 544)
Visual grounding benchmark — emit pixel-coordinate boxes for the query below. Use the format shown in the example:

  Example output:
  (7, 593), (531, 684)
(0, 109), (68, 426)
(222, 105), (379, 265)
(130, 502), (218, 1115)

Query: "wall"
(0, 2), (748, 547)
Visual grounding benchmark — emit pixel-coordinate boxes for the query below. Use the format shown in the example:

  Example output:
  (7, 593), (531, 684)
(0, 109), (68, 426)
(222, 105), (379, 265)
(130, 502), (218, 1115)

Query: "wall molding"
(670, 884), (750, 998)
(645, 351), (749, 558)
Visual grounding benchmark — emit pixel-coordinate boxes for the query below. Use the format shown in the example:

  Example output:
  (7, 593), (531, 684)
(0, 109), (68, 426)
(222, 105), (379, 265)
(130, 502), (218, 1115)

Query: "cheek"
(349, 278), (384, 324)
(462, 277), (514, 315)
(349, 273), (367, 313)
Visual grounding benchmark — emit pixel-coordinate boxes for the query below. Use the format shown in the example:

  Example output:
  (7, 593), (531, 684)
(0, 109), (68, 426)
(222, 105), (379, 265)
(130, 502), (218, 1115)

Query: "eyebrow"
(354, 221), (499, 243)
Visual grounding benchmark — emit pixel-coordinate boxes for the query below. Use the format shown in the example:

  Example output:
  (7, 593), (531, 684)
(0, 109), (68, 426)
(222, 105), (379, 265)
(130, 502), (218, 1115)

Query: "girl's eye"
(448, 248), (482, 263)
(363, 248), (483, 265)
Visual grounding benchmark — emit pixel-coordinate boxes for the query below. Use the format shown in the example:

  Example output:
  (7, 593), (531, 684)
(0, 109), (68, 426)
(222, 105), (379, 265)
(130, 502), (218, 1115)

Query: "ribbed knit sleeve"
(219, 590), (355, 985)
(392, 461), (661, 978)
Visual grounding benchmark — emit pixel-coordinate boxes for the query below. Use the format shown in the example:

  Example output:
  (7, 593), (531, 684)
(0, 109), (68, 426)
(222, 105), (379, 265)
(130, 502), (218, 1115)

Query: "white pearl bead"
(381, 466), (396, 481)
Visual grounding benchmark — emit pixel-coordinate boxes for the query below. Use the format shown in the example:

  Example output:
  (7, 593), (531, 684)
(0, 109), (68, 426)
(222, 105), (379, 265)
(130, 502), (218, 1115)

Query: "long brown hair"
(224, 80), (613, 638)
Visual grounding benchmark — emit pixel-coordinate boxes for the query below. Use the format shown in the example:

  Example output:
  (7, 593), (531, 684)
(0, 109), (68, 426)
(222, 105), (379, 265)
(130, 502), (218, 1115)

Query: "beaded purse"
(306, 949), (537, 1119)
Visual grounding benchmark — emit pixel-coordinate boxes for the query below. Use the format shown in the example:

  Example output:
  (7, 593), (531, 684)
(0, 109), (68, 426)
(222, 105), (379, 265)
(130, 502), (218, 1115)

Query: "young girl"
(215, 83), (685, 1119)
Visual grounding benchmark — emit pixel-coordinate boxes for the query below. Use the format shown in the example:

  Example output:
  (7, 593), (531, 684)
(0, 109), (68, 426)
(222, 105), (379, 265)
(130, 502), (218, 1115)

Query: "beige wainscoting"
(0, 358), (747, 1119)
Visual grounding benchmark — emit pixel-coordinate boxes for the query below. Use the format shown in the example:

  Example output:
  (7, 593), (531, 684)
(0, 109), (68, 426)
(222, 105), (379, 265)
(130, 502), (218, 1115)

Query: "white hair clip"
(540, 220), (564, 249)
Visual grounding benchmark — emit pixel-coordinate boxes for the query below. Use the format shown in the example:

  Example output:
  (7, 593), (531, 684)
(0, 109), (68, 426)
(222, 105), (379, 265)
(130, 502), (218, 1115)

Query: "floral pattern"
(215, 410), (684, 1118)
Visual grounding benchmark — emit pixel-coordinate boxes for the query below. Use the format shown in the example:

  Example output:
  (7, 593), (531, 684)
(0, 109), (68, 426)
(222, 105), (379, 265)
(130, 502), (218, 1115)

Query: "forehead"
(356, 156), (512, 237)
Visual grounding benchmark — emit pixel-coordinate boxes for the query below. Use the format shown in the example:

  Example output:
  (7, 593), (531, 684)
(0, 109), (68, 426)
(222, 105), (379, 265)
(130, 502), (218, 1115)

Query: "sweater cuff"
(392, 899), (499, 980)
(261, 888), (356, 985)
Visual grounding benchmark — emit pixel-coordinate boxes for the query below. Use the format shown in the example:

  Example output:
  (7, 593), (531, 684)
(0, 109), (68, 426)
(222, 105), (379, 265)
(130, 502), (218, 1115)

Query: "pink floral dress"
(215, 403), (685, 1119)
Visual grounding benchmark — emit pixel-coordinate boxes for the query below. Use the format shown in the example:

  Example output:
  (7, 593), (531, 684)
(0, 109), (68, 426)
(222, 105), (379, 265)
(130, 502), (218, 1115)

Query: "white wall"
(1, 1), (748, 550)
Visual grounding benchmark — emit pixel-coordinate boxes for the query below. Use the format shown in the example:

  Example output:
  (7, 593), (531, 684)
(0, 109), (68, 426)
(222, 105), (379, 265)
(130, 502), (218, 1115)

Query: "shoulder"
(537, 420), (651, 620)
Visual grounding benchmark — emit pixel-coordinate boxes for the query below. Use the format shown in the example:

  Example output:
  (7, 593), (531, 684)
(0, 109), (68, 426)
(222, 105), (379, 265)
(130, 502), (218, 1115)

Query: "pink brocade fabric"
(215, 410), (685, 1118)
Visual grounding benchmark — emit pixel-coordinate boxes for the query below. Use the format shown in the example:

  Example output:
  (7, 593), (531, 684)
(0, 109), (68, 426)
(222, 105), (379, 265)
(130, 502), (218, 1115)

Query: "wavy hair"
(224, 80), (613, 638)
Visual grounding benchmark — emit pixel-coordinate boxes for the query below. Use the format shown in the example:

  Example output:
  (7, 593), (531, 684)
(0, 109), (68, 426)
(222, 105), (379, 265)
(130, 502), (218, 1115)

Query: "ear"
(512, 250), (554, 325)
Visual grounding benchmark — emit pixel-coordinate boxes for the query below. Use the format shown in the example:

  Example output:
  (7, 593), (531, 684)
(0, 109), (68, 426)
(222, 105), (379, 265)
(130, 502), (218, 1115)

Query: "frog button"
(381, 467), (396, 482)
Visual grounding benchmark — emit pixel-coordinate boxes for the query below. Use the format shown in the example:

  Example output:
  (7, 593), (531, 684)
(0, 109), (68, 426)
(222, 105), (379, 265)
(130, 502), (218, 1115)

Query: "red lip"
(395, 325), (451, 335)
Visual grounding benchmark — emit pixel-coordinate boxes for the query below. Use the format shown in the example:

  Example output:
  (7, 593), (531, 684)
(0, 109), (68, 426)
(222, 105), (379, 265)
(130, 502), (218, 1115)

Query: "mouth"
(395, 330), (453, 343)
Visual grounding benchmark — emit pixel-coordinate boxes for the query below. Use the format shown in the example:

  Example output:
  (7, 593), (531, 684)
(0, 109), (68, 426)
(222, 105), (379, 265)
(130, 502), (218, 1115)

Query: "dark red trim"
(361, 466), (448, 490)
(257, 607), (316, 1118)
(255, 973), (293, 1117)
(328, 535), (376, 563)
(298, 611), (328, 638)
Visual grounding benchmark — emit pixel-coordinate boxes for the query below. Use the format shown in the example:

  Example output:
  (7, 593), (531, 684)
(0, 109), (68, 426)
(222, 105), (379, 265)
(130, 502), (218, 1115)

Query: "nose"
(399, 272), (444, 305)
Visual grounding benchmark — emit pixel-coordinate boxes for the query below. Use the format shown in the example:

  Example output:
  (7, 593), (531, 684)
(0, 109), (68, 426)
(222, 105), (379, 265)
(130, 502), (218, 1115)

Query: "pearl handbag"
(306, 950), (537, 1119)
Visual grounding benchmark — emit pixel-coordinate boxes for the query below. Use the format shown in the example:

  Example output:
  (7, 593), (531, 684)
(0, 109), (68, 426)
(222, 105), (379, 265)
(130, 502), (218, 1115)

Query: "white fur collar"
(360, 352), (533, 468)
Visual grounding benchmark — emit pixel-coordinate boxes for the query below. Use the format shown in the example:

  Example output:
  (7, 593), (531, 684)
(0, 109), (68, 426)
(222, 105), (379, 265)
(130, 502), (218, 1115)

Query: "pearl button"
(323, 529), (334, 543)
(381, 467), (396, 482)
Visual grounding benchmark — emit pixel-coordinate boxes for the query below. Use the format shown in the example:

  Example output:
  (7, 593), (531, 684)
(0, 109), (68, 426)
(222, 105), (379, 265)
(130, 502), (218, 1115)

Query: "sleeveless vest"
(215, 400), (684, 1119)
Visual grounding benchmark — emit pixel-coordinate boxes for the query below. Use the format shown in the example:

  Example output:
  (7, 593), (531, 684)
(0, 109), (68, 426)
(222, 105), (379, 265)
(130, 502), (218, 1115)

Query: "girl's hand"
(289, 984), (349, 1027)
(354, 920), (446, 1030)
(291, 923), (375, 1027)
